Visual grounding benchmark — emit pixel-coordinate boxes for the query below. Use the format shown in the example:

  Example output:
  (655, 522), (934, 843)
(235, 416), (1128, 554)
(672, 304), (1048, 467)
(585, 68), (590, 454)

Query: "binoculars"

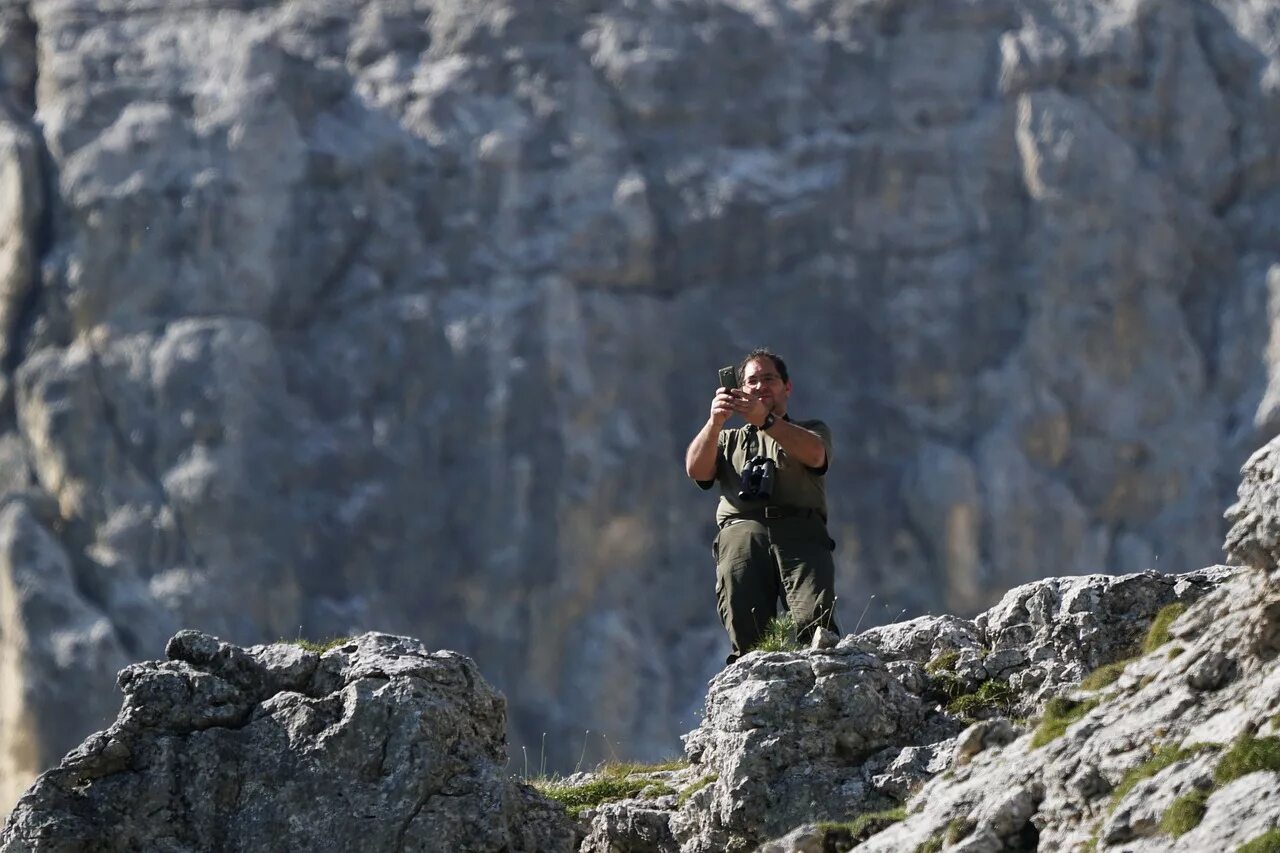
(738, 455), (776, 500)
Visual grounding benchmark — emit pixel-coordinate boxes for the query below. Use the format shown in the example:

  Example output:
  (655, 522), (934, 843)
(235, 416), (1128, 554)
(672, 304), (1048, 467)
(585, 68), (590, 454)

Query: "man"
(685, 348), (839, 663)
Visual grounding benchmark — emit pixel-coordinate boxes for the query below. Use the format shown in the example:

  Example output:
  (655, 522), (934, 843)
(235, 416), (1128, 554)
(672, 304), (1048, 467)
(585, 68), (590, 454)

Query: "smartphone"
(718, 365), (738, 391)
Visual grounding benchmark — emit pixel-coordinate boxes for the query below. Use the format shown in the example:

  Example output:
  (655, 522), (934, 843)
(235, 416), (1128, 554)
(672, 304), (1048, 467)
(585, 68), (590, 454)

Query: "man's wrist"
(760, 412), (777, 431)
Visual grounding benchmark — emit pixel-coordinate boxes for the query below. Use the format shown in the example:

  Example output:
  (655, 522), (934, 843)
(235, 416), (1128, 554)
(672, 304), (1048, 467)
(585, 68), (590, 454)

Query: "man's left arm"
(764, 419), (827, 471)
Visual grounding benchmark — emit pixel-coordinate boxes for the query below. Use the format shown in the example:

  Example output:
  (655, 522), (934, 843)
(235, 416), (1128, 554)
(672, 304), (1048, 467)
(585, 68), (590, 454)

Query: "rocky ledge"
(9, 435), (1280, 852)
(0, 632), (576, 852)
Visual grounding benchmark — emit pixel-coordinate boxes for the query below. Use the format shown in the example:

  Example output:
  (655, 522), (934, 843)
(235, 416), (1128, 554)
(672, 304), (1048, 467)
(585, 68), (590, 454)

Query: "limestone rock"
(0, 499), (128, 814)
(2, 0), (1280, 803)
(673, 649), (925, 853)
(856, 568), (1280, 852)
(0, 632), (576, 853)
(857, 567), (1232, 713)
(1225, 435), (1280, 574)
(581, 567), (1234, 853)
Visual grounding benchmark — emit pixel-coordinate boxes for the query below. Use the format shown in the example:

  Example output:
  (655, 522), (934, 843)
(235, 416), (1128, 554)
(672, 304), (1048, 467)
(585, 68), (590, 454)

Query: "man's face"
(742, 358), (791, 414)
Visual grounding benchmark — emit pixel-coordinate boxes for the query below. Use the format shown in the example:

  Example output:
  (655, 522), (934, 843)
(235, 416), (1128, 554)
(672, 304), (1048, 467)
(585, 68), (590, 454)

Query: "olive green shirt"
(695, 418), (832, 526)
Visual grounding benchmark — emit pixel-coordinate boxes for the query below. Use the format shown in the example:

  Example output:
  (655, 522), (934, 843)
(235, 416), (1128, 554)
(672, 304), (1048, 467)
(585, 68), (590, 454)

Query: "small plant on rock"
(531, 759), (683, 818)
(1142, 602), (1188, 654)
(945, 817), (976, 844)
(1239, 828), (1280, 853)
(677, 773), (718, 807)
(1030, 697), (1100, 748)
(925, 650), (960, 673)
(1158, 788), (1210, 837)
(600, 758), (688, 776)
(752, 614), (800, 653)
(946, 680), (1017, 720)
(291, 636), (353, 653)
(818, 807), (906, 847)
(1213, 734), (1280, 784)
(1108, 743), (1217, 813)
(914, 836), (944, 853)
(1080, 660), (1128, 691)
(535, 777), (661, 817)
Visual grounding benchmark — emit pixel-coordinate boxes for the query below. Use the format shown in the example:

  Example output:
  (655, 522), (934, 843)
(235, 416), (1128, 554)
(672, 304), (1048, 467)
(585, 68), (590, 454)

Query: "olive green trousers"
(712, 516), (839, 663)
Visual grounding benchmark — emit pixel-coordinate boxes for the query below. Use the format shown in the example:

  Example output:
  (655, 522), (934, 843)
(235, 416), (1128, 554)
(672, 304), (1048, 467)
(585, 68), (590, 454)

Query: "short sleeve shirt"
(696, 418), (832, 526)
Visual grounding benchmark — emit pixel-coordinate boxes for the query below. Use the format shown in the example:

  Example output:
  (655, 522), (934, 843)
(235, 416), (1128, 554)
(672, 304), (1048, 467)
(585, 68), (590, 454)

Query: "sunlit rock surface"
(1, 631), (577, 852)
(0, 0), (1279, 804)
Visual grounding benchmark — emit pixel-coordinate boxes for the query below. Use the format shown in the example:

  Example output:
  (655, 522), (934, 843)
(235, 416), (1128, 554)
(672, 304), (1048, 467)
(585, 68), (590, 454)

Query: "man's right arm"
(686, 389), (735, 484)
(685, 420), (722, 483)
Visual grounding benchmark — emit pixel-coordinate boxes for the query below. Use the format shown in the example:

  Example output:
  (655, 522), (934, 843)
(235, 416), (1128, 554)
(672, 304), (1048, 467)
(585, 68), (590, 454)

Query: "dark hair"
(738, 348), (789, 384)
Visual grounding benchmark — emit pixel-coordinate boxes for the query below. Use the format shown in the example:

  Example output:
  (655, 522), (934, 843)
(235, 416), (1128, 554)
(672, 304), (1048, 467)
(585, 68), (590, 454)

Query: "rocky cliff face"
(6, 433), (1280, 851)
(1, 0), (1280, 805)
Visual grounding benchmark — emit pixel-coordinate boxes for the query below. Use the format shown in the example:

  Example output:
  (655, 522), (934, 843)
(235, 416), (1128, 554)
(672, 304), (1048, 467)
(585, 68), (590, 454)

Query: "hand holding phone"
(710, 365), (739, 426)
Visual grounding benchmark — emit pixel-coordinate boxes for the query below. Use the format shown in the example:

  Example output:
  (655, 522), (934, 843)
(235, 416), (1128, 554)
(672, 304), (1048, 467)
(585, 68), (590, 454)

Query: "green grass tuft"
(1213, 735), (1280, 784)
(944, 817), (975, 844)
(1109, 743), (1218, 812)
(291, 636), (353, 653)
(1142, 602), (1188, 654)
(930, 671), (967, 702)
(530, 758), (690, 818)
(925, 650), (960, 674)
(1030, 697), (1100, 748)
(1167, 646), (1185, 660)
(752, 614), (801, 653)
(534, 777), (659, 817)
(1158, 789), (1209, 837)
(677, 773), (718, 807)
(1239, 829), (1280, 853)
(946, 680), (1017, 719)
(598, 758), (688, 776)
(818, 807), (907, 843)
(914, 837), (943, 853)
(640, 782), (677, 798)
(1081, 660), (1130, 691)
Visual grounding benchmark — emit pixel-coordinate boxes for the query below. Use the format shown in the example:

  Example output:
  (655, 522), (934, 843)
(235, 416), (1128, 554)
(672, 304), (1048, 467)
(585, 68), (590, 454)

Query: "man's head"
(738, 348), (792, 416)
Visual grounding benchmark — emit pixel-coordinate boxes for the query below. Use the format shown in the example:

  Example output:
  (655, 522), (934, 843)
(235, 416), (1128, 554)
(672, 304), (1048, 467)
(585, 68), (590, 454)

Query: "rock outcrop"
(853, 567), (1279, 851)
(2, 0), (1280, 800)
(574, 433), (1280, 852)
(573, 566), (1233, 853)
(1, 631), (576, 852)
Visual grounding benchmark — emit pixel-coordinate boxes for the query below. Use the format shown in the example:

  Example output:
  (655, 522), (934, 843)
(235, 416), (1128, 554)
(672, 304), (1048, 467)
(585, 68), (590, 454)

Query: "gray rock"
(585, 567), (1236, 853)
(856, 563), (1280, 853)
(3, 0), (1280, 805)
(674, 648), (926, 852)
(580, 801), (680, 853)
(0, 499), (129, 814)
(953, 719), (1020, 768)
(1225, 436), (1280, 574)
(809, 627), (838, 651)
(0, 632), (576, 852)
(856, 567), (1231, 717)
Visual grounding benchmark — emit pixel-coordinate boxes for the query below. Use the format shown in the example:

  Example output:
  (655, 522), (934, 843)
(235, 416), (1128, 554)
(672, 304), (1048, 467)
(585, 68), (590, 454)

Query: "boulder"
(0, 631), (576, 853)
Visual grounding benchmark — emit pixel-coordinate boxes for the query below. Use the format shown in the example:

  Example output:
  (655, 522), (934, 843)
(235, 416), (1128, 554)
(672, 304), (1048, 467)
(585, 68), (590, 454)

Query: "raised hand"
(735, 390), (769, 427)
(710, 388), (736, 426)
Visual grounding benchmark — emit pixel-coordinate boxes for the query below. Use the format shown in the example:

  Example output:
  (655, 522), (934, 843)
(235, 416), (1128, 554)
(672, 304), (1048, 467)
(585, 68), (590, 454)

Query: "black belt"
(719, 506), (825, 527)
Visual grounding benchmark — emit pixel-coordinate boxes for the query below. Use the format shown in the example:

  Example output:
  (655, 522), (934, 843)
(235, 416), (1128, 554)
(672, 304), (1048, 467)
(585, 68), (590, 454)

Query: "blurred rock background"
(0, 0), (1277, 810)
